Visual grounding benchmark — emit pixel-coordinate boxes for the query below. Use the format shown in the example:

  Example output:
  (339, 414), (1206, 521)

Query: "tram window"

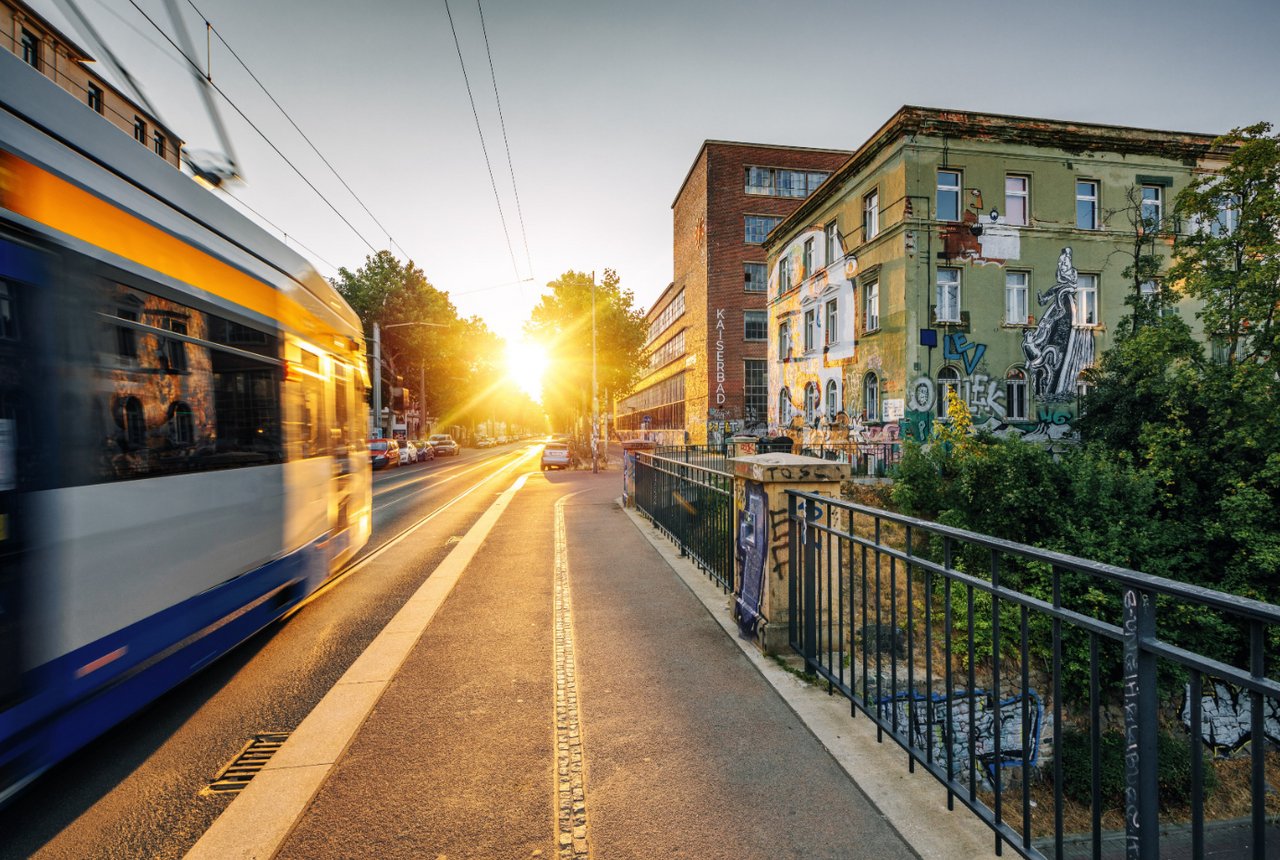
(0, 282), (16, 340)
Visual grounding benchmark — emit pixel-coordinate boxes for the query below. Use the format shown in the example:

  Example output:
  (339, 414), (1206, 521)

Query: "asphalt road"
(0, 441), (540, 860)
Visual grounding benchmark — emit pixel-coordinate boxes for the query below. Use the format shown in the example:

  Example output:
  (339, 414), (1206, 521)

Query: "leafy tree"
(1108, 184), (1175, 333)
(525, 269), (646, 431)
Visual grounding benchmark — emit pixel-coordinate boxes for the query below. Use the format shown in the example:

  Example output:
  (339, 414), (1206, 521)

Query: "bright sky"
(34, 0), (1280, 341)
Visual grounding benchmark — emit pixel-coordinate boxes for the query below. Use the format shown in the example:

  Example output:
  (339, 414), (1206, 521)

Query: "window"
(154, 131), (166, 158)
(778, 321), (791, 360)
(778, 387), (792, 424)
(87, 83), (104, 114)
(1005, 368), (1028, 421)
(168, 402), (195, 446)
(164, 320), (188, 372)
(863, 189), (879, 240)
(864, 373), (879, 421)
(863, 279), (879, 331)
(647, 289), (685, 343)
(1213, 195), (1239, 236)
(802, 238), (814, 277)
(937, 367), (960, 418)
(803, 308), (817, 351)
(121, 396), (146, 449)
(745, 167), (828, 198)
(744, 262), (767, 292)
(825, 221), (841, 265)
(20, 29), (39, 69)
(1076, 180), (1099, 230)
(116, 309), (138, 359)
(744, 360), (767, 425)
(778, 256), (792, 293)
(0, 282), (16, 340)
(745, 215), (782, 244)
(824, 299), (838, 345)
(936, 268), (961, 323)
(1140, 185), (1163, 231)
(1005, 271), (1029, 325)
(804, 382), (818, 426)
(134, 117), (147, 144)
(1005, 175), (1029, 226)
(826, 379), (840, 421)
(1074, 273), (1098, 326)
(646, 330), (685, 371)
(744, 310), (767, 341)
(937, 170), (961, 221)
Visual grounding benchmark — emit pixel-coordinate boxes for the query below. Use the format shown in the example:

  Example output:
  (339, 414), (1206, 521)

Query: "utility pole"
(591, 270), (599, 474)
(372, 320), (447, 439)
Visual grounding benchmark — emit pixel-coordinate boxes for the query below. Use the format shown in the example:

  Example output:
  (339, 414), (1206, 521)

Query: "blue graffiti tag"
(943, 333), (987, 376)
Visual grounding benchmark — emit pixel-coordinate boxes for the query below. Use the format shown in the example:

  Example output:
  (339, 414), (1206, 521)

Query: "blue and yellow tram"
(0, 49), (371, 803)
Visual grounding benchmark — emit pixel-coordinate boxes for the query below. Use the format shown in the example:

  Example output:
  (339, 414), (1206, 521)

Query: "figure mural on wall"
(1021, 248), (1094, 403)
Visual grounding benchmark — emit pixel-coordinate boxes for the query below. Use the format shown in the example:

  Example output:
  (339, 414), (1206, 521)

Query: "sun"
(505, 339), (549, 402)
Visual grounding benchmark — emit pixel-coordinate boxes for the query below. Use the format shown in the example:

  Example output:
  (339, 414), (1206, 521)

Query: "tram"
(0, 49), (372, 803)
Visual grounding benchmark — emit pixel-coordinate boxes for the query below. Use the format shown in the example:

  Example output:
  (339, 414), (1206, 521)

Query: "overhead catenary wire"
(223, 190), (339, 272)
(182, 0), (410, 260)
(443, 0), (522, 285)
(123, 0), (380, 255)
(476, 0), (532, 281)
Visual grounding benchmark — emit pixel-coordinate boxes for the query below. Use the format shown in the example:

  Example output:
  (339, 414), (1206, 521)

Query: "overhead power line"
(183, 0), (409, 260)
(123, 0), (380, 254)
(476, 0), (533, 280)
(443, 0), (522, 285)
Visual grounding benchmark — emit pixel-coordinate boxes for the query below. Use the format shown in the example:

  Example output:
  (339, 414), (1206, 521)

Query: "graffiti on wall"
(1022, 248), (1094, 403)
(1182, 679), (1280, 753)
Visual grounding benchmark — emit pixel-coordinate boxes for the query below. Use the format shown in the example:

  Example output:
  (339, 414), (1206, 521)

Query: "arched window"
(864, 373), (879, 421)
(937, 367), (960, 418)
(168, 401), (194, 446)
(778, 387), (792, 424)
(804, 382), (818, 426)
(1005, 368), (1028, 421)
(123, 396), (145, 449)
(825, 379), (839, 421)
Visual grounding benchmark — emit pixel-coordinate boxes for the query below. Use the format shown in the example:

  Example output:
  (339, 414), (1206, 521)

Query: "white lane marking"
(554, 493), (591, 860)
(372, 447), (534, 511)
(186, 470), (535, 860)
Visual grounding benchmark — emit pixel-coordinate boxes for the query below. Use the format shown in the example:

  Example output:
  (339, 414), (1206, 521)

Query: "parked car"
(540, 441), (571, 471)
(476, 436), (495, 448)
(412, 440), (435, 462)
(368, 438), (399, 469)
(428, 434), (460, 456)
(398, 439), (417, 465)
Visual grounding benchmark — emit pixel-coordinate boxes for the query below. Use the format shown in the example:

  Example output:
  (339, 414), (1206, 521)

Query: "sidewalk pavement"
(189, 464), (997, 859)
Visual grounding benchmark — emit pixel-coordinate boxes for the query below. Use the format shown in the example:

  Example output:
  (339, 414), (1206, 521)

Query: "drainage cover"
(201, 732), (290, 795)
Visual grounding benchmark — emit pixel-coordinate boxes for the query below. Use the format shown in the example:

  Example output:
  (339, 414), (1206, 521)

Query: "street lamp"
(371, 320), (446, 438)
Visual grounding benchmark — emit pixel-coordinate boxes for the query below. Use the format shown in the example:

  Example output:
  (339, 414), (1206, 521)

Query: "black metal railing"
(787, 490), (1280, 860)
(634, 452), (734, 591)
(797, 442), (902, 477)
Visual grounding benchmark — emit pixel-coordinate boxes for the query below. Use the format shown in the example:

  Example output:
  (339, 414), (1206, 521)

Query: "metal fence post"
(802, 497), (819, 674)
(1122, 586), (1158, 860)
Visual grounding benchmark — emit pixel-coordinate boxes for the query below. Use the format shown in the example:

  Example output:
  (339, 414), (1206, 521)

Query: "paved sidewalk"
(190, 468), (928, 859)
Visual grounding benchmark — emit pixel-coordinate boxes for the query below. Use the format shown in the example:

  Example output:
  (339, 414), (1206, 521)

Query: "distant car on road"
(428, 434), (460, 456)
(369, 438), (399, 469)
(412, 440), (435, 462)
(541, 441), (571, 471)
(476, 436), (495, 448)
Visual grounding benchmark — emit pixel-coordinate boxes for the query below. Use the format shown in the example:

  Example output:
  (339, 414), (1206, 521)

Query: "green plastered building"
(763, 106), (1227, 450)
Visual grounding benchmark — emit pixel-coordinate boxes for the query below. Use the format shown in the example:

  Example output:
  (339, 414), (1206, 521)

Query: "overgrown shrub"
(1059, 727), (1216, 809)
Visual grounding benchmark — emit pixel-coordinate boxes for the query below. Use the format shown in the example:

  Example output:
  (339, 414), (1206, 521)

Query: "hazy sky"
(34, 0), (1280, 340)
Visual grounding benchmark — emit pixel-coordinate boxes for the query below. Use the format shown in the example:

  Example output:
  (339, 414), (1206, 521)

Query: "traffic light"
(392, 387), (409, 411)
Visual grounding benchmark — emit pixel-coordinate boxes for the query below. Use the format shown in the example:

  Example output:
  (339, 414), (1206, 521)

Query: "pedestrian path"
(188, 467), (930, 859)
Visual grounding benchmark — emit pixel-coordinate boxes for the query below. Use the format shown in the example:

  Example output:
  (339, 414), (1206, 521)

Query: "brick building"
(617, 140), (850, 444)
(1, 0), (181, 168)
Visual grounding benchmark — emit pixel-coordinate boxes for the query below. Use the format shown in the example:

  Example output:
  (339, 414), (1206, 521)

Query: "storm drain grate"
(201, 732), (291, 795)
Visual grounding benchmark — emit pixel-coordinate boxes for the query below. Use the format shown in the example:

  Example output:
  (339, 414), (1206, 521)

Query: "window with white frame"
(744, 310), (767, 341)
(1140, 185), (1163, 231)
(824, 299), (838, 345)
(864, 373), (879, 421)
(863, 279), (879, 331)
(778, 387), (792, 423)
(778, 321), (791, 360)
(804, 382), (818, 426)
(802, 238), (814, 276)
(937, 367), (960, 418)
(744, 262), (767, 292)
(744, 360), (767, 424)
(825, 221), (840, 265)
(1005, 271), (1029, 325)
(937, 170), (961, 221)
(1076, 180), (1099, 230)
(863, 189), (879, 241)
(745, 167), (828, 198)
(745, 215), (782, 244)
(1005, 368), (1028, 421)
(1074, 274), (1098, 326)
(936, 268), (961, 323)
(826, 379), (840, 421)
(803, 308), (817, 351)
(1005, 175), (1029, 226)
(778, 256), (792, 293)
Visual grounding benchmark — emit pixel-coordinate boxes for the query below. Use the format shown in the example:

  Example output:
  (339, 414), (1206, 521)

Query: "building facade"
(764, 107), (1224, 451)
(1, 0), (181, 167)
(618, 140), (850, 444)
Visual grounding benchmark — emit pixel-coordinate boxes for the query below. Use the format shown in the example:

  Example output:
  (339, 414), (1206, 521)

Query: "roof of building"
(644, 281), (680, 320)
(671, 139), (853, 210)
(765, 105), (1228, 250)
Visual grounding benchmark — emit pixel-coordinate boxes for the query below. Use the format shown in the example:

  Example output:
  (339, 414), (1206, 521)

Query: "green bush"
(1058, 727), (1216, 809)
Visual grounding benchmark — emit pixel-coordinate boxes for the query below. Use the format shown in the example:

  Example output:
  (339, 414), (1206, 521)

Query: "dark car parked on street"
(428, 434), (460, 456)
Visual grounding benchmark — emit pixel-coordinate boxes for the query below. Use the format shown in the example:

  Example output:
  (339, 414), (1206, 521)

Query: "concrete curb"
(617, 499), (999, 860)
